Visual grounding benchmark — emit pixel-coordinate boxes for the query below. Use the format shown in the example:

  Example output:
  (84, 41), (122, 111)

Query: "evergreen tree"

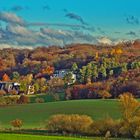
(71, 63), (78, 73)
(99, 64), (107, 79)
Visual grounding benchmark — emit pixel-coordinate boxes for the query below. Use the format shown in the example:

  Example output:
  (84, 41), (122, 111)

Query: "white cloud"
(0, 43), (33, 49)
(0, 12), (107, 48)
(97, 37), (112, 45)
(0, 12), (25, 25)
(6, 24), (31, 36)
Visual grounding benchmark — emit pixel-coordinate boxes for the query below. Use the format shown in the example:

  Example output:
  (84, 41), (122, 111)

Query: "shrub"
(17, 95), (30, 104)
(105, 131), (111, 139)
(11, 119), (23, 129)
(9, 89), (18, 95)
(53, 94), (60, 101)
(134, 127), (140, 138)
(65, 88), (72, 100)
(99, 118), (121, 136)
(46, 113), (140, 138)
(89, 118), (121, 137)
(47, 114), (93, 134)
(97, 90), (112, 99)
(0, 90), (6, 96)
(35, 97), (45, 103)
(0, 96), (19, 105)
(119, 121), (131, 137)
(119, 117), (140, 138)
(88, 120), (101, 136)
(5, 96), (19, 105)
(0, 97), (6, 105)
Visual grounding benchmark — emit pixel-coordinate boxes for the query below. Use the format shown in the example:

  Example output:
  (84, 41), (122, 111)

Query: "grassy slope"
(0, 133), (135, 140)
(0, 99), (121, 128)
(0, 133), (92, 140)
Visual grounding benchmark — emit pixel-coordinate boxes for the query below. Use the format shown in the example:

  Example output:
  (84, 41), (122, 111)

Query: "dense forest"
(0, 39), (140, 100)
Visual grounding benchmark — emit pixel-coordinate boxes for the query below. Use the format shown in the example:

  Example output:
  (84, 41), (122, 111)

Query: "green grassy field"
(0, 99), (121, 128)
(0, 133), (136, 140)
(29, 93), (65, 103)
(0, 133), (92, 140)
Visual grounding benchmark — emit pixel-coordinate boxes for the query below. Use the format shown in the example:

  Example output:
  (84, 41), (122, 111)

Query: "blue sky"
(0, 0), (140, 48)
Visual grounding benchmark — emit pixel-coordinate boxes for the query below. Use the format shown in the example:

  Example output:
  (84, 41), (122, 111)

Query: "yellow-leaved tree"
(119, 92), (140, 122)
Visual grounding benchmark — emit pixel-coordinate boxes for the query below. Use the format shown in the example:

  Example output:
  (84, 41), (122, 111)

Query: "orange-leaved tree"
(2, 73), (10, 81)
(41, 66), (54, 75)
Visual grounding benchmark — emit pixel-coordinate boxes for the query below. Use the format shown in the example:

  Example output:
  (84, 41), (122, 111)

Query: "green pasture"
(0, 99), (121, 128)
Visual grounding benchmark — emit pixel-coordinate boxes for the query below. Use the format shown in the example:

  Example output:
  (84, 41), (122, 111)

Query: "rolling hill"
(0, 99), (121, 128)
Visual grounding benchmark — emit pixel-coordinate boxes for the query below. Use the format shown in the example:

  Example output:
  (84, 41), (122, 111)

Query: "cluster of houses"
(0, 82), (20, 94)
(0, 69), (76, 95)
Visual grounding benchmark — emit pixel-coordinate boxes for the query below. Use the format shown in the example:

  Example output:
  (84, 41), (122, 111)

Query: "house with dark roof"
(0, 82), (20, 94)
(51, 69), (76, 85)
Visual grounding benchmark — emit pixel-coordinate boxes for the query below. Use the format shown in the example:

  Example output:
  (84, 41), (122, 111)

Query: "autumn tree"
(121, 63), (128, 72)
(41, 66), (54, 76)
(26, 74), (33, 85)
(34, 78), (47, 93)
(48, 77), (64, 92)
(19, 81), (27, 94)
(119, 93), (140, 137)
(2, 73), (10, 81)
(95, 52), (99, 60)
(131, 61), (140, 69)
(19, 74), (33, 94)
(98, 90), (112, 99)
(110, 48), (123, 56)
(119, 93), (140, 122)
(11, 119), (23, 129)
(115, 48), (123, 55)
(0, 58), (5, 71)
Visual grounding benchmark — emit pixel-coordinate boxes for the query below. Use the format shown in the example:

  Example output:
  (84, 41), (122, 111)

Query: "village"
(0, 0), (140, 139)
(0, 68), (76, 95)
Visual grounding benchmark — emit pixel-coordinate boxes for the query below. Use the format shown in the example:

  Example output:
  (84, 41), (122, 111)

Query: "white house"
(51, 69), (76, 85)
(0, 82), (20, 93)
(51, 69), (68, 78)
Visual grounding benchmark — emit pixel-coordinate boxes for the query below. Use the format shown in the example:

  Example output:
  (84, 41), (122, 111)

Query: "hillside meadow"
(0, 99), (121, 128)
(0, 133), (137, 140)
(0, 133), (92, 140)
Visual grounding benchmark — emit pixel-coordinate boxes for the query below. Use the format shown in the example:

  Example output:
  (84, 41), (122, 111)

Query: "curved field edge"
(0, 99), (121, 128)
(0, 133), (136, 140)
(0, 133), (95, 140)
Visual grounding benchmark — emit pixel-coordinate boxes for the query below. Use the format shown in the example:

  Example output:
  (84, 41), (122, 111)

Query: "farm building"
(51, 69), (76, 85)
(0, 82), (20, 93)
